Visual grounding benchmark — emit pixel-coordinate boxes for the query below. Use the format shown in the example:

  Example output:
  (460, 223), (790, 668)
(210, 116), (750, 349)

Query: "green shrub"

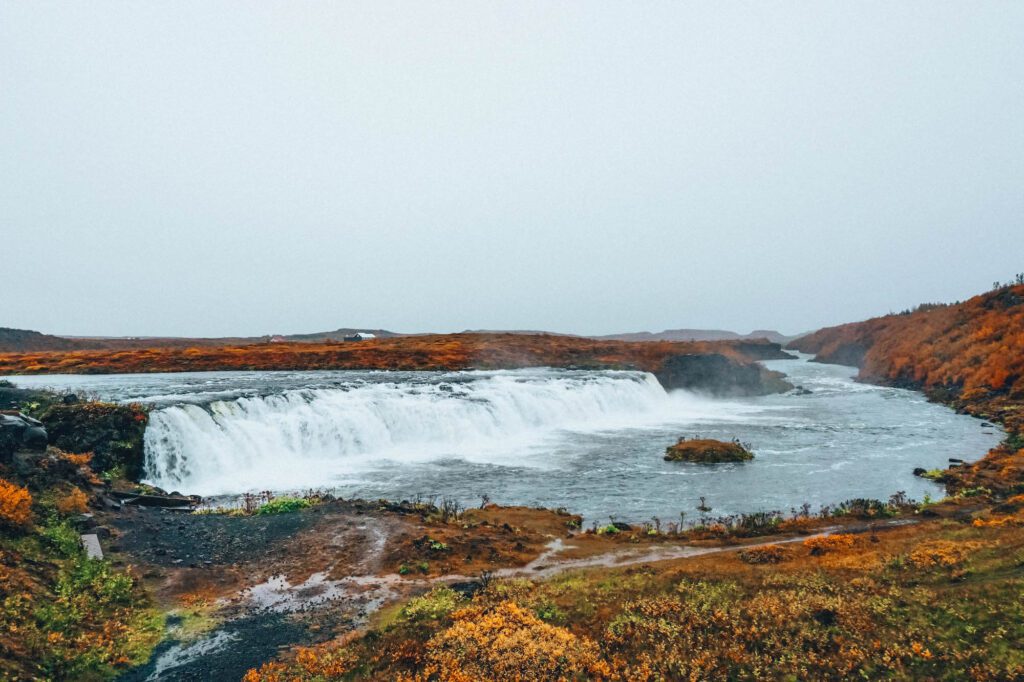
(40, 518), (83, 558)
(400, 587), (461, 622)
(256, 497), (310, 515)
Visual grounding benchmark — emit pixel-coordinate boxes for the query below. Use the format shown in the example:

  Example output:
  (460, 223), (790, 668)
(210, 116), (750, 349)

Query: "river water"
(9, 355), (1001, 521)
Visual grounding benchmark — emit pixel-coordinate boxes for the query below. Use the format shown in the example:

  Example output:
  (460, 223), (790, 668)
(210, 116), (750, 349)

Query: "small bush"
(829, 499), (896, 519)
(422, 601), (609, 680)
(804, 534), (856, 555)
(56, 487), (89, 515)
(256, 497), (310, 515)
(400, 587), (461, 622)
(738, 544), (791, 564)
(41, 518), (83, 557)
(0, 478), (33, 528)
(909, 540), (981, 570)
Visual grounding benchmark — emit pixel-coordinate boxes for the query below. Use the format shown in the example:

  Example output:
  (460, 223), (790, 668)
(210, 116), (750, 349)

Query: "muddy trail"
(106, 501), (915, 681)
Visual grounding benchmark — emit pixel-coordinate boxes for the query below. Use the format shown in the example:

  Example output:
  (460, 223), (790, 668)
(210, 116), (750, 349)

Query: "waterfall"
(143, 371), (676, 494)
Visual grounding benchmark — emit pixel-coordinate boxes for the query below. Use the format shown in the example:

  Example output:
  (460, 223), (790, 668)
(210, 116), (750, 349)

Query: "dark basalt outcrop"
(664, 438), (754, 463)
(730, 341), (797, 361)
(655, 353), (792, 396)
(39, 401), (149, 480)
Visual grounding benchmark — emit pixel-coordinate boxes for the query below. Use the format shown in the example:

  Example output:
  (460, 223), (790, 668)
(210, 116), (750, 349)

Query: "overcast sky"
(2, 2), (1022, 338)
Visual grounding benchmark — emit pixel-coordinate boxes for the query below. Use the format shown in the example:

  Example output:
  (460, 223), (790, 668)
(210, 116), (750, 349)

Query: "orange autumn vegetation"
(908, 540), (983, 570)
(0, 448), (159, 679)
(0, 333), (774, 376)
(411, 601), (610, 682)
(791, 283), (1024, 496)
(0, 478), (32, 528)
(803, 533), (856, 555)
(790, 284), (1024, 432)
(55, 486), (89, 515)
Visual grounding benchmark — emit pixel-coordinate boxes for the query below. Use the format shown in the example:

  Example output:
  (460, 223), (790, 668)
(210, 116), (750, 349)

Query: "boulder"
(0, 411), (48, 459)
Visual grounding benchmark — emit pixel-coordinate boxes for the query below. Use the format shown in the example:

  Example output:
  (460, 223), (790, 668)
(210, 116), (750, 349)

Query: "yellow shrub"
(422, 601), (610, 681)
(804, 533), (856, 555)
(243, 647), (357, 681)
(0, 478), (32, 528)
(909, 540), (981, 569)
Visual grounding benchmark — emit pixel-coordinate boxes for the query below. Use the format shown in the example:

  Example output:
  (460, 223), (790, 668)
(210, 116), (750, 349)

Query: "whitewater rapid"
(141, 371), (755, 495)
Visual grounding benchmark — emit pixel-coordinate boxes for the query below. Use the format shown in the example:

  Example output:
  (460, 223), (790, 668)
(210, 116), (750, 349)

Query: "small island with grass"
(664, 437), (754, 463)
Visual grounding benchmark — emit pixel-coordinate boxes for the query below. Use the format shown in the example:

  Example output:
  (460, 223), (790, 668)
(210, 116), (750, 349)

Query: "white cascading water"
(143, 371), (694, 495)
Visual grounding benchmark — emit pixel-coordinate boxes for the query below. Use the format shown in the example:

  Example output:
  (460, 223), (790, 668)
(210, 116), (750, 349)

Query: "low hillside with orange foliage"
(0, 333), (785, 379)
(790, 284), (1024, 429)
(790, 282), (1024, 495)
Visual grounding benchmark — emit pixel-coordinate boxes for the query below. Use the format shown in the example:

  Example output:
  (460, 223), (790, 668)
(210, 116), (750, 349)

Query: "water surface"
(9, 356), (1001, 521)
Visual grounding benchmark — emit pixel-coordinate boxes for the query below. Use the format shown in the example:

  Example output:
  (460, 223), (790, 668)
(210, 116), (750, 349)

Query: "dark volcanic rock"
(40, 402), (149, 479)
(731, 340), (797, 361)
(0, 411), (48, 459)
(655, 353), (792, 396)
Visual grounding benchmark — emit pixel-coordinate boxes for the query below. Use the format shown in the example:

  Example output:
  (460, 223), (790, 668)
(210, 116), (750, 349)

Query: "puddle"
(243, 571), (402, 618)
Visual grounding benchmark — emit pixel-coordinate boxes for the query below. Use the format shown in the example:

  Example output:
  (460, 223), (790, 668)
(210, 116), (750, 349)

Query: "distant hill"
(595, 329), (800, 344)
(1, 324), (799, 353)
(280, 328), (401, 342)
(0, 326), (402, 353)
(461, 329), (575, 337)
(0, 328), (86, 352)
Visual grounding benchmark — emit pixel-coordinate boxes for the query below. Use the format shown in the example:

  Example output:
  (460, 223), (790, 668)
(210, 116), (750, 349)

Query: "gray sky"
(2, 2), (1022, 338)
